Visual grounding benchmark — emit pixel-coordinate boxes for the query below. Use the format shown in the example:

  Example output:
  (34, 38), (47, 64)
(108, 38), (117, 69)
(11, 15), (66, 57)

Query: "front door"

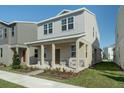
(55, 49), (60, 64)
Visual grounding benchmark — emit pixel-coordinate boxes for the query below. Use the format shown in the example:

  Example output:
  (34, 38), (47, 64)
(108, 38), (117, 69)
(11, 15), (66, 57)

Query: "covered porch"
(27, 38), (88, 72)
(10, 45), (27, 64)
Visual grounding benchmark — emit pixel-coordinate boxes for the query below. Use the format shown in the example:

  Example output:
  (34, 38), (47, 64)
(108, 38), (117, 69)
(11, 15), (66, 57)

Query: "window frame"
(4, 28), (7, 38)
(44, 23), (53, 35)
(12, 26), (15, 37)
(44, 24), (48, 35)
(61, 18), (67, 31)
(71, 45), (76, 58)
(68, 17), (74, 30)
(48, 23), (53, 34)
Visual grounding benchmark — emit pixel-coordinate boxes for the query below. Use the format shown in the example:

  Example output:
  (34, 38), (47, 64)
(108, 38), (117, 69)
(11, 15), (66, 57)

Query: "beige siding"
(17, 23), (37, 44)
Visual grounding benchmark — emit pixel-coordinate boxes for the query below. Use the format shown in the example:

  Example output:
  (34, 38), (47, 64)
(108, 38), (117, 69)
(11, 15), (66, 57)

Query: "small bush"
(12, 51), (21, 69)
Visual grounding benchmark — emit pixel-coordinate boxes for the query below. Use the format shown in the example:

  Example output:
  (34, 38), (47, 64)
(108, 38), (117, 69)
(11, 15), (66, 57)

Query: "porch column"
(76, 40), (80, 71)
(41, 45), (44, 66)
(16, 47), (19, 54)
(26, 47), (30, 66)
(52, 43), (55, 68)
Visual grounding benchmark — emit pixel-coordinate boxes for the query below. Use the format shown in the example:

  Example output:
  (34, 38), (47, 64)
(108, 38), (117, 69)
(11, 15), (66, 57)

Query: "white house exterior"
(103, 44), (115, 61)
(115, 6), (124, 69)
(0, 21), (37, 65)
(26, 8), (101, 72)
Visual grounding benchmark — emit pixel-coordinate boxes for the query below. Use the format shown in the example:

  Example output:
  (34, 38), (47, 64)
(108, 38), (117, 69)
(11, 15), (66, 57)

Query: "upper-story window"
(68, 17), (74, 30)
(48, 23), (53, 34)
(44, 23), (53, 35)
(0, 28), (3, 39)
(12, 26), (15, 37)
(61, 17), (74, 31)
(61, 19), (67, 31)
(4, 28), (7, 38)
(44, 24), (47, 35)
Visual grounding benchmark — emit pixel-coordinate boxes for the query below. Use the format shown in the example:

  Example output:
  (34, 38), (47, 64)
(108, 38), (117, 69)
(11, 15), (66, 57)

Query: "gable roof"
(37, 7), (95, 26)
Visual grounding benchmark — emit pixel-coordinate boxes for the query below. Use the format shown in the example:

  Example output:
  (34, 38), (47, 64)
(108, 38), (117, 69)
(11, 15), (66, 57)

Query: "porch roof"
(25, 33), (85, 45)
(9, 44), (27, 48)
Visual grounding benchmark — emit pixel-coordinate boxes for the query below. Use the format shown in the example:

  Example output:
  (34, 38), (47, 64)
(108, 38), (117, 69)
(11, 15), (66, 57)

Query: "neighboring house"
(115, 6), (124, 69)
(103, 44), (115, 61)
(26, 8), (101, 72)
(0, 21), (37, 65)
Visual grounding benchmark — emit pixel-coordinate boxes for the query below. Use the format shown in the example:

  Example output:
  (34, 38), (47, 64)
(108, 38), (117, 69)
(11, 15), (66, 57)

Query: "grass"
(0, 79), (24, 88)
(0, 65), (38, 74)
(35, 62), (124, 88)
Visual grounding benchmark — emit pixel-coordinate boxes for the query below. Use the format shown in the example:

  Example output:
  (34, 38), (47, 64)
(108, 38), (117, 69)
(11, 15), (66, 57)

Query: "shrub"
(12, 51), (21, 69)
(62, 68), (66, 73)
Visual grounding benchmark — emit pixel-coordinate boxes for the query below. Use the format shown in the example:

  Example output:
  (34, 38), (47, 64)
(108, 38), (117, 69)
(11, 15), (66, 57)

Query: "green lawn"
(0, 79), (24, 88)
(35, 62), (124, 88)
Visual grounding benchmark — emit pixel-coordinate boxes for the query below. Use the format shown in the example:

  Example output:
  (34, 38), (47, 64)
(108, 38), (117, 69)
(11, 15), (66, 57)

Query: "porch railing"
(69, 58), (85, 69)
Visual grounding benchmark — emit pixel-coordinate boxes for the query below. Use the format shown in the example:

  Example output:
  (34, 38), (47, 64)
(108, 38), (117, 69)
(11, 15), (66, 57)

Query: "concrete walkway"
(0, 70), (80, 88)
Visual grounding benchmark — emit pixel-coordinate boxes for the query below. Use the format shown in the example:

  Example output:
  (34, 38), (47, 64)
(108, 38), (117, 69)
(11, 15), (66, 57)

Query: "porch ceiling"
(25, 33), (85, 46)
(28, 38), (78, 47)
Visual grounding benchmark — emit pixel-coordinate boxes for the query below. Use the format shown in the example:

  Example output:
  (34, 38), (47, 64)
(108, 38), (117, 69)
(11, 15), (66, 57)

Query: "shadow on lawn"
(101, 73), (124, 82)
(91, 62), (122, 71)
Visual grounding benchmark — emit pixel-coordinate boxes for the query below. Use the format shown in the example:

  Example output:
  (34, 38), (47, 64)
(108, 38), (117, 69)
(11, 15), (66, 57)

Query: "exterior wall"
(9, 24), (17, 45)
(37, 12), (84, 40)
(83, 11), (100, 46)
(0, 44), (13, 65)
(0, 22), (37, 65)
(0, 24), (9, 45)
(16, 23), (37, 44)
(115, 6), (124, 69)
(81, 11), (101, 65)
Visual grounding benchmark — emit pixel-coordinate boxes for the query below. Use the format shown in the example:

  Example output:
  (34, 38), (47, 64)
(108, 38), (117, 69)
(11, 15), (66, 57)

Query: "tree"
(12, 51), (21, 69)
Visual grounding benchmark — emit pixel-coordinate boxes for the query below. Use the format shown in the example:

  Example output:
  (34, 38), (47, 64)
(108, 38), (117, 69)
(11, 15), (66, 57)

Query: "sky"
(0, 5), (120, 48)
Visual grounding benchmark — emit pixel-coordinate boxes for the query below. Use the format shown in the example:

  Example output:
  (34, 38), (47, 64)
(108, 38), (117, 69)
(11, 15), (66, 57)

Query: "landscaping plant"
(12, 51), (21, 69)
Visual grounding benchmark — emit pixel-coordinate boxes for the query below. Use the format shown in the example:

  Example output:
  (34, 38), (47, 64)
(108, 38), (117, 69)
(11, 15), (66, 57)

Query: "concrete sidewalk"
(0, 70), (80, 88)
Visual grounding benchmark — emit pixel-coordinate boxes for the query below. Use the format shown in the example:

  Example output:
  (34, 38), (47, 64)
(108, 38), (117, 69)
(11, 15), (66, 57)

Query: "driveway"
(0, 70), (80, 88)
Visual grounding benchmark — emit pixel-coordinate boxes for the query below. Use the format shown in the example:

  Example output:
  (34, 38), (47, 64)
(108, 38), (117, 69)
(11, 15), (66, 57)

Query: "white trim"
(25, 33), (85, 45)
(9, 21), (37, 24)
(37, 7), (95, 25)
(0, 20), (37, 25)
(9, 44), (27, 48)
(57, 9), (71, 16)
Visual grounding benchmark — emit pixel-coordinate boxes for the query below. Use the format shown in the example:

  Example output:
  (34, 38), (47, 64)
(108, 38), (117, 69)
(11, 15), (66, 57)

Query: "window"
(0, 48), (3, 57)
(44, 24), (47, 35)
(44, 23), (53, 34)
(48, 23), (53, 34)
(12, 26), (15, 37)
(62, 19), (67, 31)
(93, 27), (94, 37)
(34, 49), (38, 58)
(71, 45), (76, 57)
(4, 28), (7, 38)
(0, 28), (3, 39)
(86, 45), (88, 58)
(68, 17), (74, 30)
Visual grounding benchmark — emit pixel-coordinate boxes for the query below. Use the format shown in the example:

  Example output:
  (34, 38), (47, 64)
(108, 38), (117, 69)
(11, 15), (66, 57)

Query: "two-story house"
(115, 6), (124, 69)
(26, 8), (101, 72)
(0, 21), (37, 65)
